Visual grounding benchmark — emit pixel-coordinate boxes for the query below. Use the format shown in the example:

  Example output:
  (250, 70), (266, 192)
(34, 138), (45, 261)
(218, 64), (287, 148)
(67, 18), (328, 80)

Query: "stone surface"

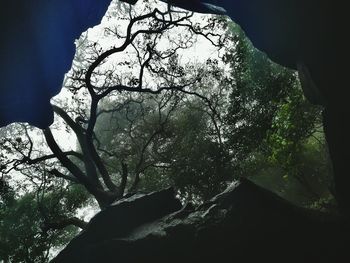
(52, 179), (350, 262)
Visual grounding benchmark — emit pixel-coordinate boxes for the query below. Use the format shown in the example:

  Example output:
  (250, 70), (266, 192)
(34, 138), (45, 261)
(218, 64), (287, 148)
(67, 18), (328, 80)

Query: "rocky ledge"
(52, 179), (349, 262)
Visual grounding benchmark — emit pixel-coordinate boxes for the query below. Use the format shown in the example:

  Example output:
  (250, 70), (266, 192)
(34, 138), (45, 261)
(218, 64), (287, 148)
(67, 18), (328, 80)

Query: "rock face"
(0, 0), (112, 128)
(52, 179), (349, 263)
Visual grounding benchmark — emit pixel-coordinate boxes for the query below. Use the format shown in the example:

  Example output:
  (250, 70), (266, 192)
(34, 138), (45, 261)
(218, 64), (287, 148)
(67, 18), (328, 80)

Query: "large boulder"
(52, 179), (350, 262)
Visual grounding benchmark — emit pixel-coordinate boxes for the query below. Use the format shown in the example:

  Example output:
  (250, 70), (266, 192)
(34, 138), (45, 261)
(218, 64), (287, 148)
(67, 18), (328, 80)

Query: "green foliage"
(152, 105), (233, 201)
(0, 183), (90, 262)
(234, 73), (332, 205)
(93, 25), (334, 207)
(218, 25), (334, 207)
(1, 194), (51, 262)
(266, 86), (320, 166)
(224, 31), (295, 162)
(257, 83), (332, 205)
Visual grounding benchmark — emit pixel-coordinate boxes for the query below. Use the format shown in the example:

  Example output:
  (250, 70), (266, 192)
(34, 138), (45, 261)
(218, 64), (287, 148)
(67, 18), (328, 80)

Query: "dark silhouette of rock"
(52, 179), (350, 263)
(0, 0), (111, 128)
(51, 187), (182, 262)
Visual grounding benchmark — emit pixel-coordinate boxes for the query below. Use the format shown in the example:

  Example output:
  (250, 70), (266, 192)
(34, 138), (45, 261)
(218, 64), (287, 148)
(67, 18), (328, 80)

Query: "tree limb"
(48, 169), (80, 184)
(43, 128), (107, 204)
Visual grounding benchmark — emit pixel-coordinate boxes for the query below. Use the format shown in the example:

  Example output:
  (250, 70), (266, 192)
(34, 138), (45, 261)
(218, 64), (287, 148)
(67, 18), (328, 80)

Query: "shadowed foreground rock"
(52, 179), (349, 263)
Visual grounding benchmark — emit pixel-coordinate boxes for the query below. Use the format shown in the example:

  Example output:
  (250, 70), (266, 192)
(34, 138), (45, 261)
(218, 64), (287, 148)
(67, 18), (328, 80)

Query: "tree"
(0, 0), (227, 208)
(223, 29), (295, 163)
(0, 178), (87, 262)
(90, 21), (333, 206)
(0, 5), (231, 260)
(92, 51), (234, 202)
(221, 26), (333, 207)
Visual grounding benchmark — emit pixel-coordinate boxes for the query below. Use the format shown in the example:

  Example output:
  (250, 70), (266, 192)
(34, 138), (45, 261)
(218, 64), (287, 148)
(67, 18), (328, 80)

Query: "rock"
(52, 179), (350, 263)
(52, 187), (182, 262)
(0, 0), (112, 128)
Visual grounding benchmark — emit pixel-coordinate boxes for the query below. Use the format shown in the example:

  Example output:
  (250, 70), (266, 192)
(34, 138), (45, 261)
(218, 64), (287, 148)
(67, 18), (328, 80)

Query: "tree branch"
(52, 105), (84, 136)
(48, 169), (80, 184)
(120, 161), (128, 196)
(25, 151), (83, 165)
(43, 128), (105, 201)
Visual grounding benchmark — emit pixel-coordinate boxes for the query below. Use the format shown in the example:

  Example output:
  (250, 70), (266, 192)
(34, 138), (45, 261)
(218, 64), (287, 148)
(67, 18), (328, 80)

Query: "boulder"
(52, 179), (349, 262)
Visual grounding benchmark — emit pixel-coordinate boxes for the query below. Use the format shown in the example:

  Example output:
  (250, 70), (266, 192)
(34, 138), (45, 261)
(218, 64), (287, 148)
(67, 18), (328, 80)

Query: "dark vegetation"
(0, 1), (335, 261)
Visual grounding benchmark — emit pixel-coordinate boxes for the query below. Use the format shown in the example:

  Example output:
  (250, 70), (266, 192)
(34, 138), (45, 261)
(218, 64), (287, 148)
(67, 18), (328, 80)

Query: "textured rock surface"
(52, 179), (349, 263)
